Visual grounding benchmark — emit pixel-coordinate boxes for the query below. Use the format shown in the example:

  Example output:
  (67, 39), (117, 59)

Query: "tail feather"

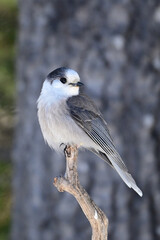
(112, 162), (143, 197)
(93, 149), (143, 197)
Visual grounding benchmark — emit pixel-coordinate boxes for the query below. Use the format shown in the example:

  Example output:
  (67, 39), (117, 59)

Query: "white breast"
(37, 93), (95, 151)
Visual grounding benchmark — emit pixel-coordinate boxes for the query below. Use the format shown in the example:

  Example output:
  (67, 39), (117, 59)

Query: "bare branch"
(53, 145), (109, 240)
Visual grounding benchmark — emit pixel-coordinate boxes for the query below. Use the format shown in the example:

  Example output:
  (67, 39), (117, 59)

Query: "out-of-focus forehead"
(66, 69), (80, 82)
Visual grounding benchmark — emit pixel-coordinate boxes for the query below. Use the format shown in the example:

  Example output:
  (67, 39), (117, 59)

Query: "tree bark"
(53, 146), (108, 240)
(12, 1), (160, 240)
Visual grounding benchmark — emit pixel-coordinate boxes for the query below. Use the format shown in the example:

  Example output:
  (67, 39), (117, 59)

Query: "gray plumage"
(67, 94), (142, 196)
(37, 67), (143, 197)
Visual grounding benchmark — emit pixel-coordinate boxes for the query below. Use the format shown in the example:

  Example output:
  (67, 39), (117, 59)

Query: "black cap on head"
(47, 67), (68, 80)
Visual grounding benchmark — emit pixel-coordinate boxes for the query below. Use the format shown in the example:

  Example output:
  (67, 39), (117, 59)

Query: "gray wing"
(67, 94), (142, 197)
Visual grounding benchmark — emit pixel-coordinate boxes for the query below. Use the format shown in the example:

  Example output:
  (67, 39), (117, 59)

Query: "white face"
(41, 69), (81, 100)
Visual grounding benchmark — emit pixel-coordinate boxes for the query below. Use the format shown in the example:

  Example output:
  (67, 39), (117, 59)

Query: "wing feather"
(67, 94), (143, 196)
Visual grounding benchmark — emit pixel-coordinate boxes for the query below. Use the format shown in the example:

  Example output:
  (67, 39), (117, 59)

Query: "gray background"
(12, 0), (160, 240)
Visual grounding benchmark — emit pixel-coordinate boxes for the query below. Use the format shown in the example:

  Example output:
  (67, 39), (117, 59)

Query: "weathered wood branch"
(53, 146), (109, 240)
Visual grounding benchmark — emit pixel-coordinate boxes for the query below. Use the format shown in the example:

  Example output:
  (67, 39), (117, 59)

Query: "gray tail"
(92, 149), (143, 197)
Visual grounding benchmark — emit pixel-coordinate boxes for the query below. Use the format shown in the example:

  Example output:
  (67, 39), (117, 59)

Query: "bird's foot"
(65, 145), (71, 157)
(59, 143), (67, 154)
(59, 143), (71, 156)
(60, 144), (78, 157)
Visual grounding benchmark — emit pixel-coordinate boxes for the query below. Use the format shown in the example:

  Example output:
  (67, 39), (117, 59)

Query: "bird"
(37, 67), (143, 197)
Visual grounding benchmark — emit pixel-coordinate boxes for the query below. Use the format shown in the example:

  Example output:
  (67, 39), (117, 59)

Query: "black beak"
(69, 82), (84, 87)
(76, 81), (84, 86)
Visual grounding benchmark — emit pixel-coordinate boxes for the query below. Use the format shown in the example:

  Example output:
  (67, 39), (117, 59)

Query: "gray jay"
(37, 67), (142, 197)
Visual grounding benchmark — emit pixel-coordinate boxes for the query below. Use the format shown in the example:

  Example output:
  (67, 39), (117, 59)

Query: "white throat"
(37, 80), (79, 108)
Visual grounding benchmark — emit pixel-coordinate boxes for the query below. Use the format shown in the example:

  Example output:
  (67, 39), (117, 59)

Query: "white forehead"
(65, 69), (80, 82)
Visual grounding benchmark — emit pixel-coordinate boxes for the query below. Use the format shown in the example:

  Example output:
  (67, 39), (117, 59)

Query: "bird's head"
(41, 67), (83, 99)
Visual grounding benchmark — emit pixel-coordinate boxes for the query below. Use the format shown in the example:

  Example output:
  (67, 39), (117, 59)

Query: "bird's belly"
(38, 102), (94, 151)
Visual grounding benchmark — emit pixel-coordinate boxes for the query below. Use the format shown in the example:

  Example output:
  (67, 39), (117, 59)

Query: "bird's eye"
(60, 77), (67, 84)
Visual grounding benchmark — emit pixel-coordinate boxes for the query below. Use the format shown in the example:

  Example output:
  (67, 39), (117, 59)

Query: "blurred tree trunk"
(12, 0), (160, 240)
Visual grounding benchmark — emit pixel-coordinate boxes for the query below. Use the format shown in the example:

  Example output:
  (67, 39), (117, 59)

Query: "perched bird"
(37, 67), (143, 197)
